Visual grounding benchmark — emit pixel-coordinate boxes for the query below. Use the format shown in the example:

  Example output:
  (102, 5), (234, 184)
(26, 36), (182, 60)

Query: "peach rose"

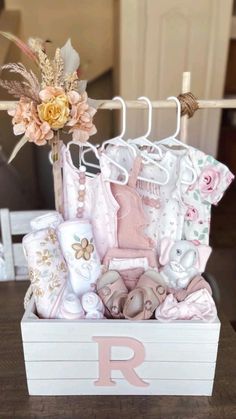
(8, 97), (32, 135)
(26, 119), (54, 146)
(66, 91), (97, 142)
(199, 166), (220, 195)
(8, 97), (54, 145)
(39, 86), (65, 102)
(38, 87), (70, 129)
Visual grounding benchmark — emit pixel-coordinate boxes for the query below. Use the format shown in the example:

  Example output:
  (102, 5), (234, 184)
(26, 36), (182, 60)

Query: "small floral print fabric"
(182, 147), (234, 244)
(23, 227), (68, 318)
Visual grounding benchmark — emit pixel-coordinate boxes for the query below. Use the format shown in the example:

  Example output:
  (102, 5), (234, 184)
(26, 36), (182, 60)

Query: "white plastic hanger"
(80, 97), (134, 183)
(97, 96), (135, 185)
(155, 96), (197, 185)
(128, 96), (163, 158)
(156, 96), (182, 145)
(66, 140), (100, 177)
(99, 96), (169, 186)
(100, 96), (136, 157)
(81, 144), (100, 171)
(126, 96), (169, 186)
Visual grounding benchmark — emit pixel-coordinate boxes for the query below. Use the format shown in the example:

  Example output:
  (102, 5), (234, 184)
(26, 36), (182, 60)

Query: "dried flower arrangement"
(0, 33), (97, 162)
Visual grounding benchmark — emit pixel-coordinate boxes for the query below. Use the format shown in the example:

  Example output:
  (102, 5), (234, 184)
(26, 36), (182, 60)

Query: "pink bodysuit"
(111, 156), (153, 250)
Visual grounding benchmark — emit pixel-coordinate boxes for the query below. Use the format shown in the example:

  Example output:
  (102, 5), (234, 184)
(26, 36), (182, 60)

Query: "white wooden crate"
(21, 298), (221, 396)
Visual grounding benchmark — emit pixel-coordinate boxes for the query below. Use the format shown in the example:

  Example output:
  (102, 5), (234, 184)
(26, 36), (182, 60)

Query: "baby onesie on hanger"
(181, 147), (234, 244)
(103, 144), (194, 245)
(134, 147), (192, 243)
(150, 143), (234, 244)
(110, 156), (152, 249)
(103, 145), (162, 248)
(62, 145), (119, 259)
(156, 148), (193, 241)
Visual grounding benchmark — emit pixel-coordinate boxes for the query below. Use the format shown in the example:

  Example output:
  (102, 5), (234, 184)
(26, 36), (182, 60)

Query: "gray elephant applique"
(158, 238), (212, 289)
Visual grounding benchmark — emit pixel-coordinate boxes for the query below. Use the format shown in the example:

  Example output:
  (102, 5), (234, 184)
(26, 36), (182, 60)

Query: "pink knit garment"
(111, 156), (152, 250)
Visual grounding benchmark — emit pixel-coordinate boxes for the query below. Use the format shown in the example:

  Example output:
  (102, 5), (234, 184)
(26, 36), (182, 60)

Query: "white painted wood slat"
(0, 209), (53, 280)
(10, 210), (54, 235)
(0, 208), (14, 279)
(13, 243), (26, 267)
(21, 319), (221, 344)
(25, 360), (216, 380)
(23, 341), (218, 362)
(27, 379), (214, 396)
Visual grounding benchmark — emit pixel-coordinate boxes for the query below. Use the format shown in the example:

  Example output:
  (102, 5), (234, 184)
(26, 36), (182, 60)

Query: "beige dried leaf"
(38, 49), (54, 87)
(28, 37), (45, 54)
(53, 48), (64, 87)
(64, 71), (79, 92)
(0, 62), (40, 100)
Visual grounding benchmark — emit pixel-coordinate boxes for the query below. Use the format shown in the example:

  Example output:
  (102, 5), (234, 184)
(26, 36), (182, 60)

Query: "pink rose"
(185, 206), (199, 221)
(199, 166), (220, 195)
(226, 171), (234, 186)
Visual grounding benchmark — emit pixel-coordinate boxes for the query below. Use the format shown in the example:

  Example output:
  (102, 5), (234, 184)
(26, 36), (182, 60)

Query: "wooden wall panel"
(117, 0), (233, 156)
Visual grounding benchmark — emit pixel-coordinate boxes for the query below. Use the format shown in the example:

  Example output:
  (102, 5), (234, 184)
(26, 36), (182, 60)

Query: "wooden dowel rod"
(1, 99), (236, 110)
(180, 71), (191, 143)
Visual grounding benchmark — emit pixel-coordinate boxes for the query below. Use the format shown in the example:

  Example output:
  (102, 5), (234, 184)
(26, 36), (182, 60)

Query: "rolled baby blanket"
(81, 291), (105, 314)
(23, 227), (68, 319)
(58, 291), (85, 319)
(31, 211), (63, 231)
(57, 219), (101, 297)
(85, 311), (104, 319)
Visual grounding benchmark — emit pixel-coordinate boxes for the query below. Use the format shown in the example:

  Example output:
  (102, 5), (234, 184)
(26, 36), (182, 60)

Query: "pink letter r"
(93, 336), (149, 387)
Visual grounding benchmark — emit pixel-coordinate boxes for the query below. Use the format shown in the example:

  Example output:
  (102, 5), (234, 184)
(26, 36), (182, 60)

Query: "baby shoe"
(81, 292), (105, 314)
(23, 227), (68, 319)
(97, 270), (128, 318)
(118, 267), (145, 291)
(57, 219), (101, 297)
(123, 269), (167, 320)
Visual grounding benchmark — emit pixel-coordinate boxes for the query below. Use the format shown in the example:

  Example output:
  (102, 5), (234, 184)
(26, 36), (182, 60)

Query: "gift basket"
(0, 34), (234, 396)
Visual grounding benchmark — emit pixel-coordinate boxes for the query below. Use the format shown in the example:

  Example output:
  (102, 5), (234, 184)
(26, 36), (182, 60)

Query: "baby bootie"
(97, 270), (128, 318)
(123, 269), (167, 320)
(57, 219), (101, 297)
(23, 228), (68, 319)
